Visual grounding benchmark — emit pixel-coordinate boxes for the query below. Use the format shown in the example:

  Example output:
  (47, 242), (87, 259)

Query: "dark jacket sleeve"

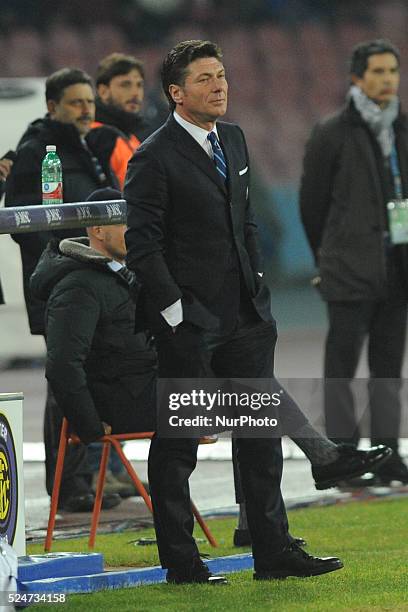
(299, 120), (343, 263)
(124, 149), (182, 311)
(5, 142), (51, 257)
(45, 282), (105, 444)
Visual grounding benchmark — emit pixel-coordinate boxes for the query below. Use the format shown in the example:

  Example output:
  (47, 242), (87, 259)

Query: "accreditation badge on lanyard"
(387, 145), (408, 244)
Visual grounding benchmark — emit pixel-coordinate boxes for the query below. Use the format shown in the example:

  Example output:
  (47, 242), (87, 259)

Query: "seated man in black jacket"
(30, 187), (156, 452)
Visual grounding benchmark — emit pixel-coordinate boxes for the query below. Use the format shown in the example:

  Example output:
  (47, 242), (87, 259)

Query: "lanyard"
(390, 145), (403, 200)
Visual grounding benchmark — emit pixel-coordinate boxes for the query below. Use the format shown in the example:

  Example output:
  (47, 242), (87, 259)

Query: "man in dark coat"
(30, 189), (156, 446)
(300, 39), (408, 485)
(6, 68), (117, 334)
(5, 68), (119, 509)
(124, 39), (345, 584)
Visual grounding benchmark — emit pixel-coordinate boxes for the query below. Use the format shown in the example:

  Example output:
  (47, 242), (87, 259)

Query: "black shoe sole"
(57, 494), (95, 513)
(167, 576), (228, 585)
(254, 561), (344, 580)
(101, 494), (122, 509)
(374, 476), (408, 486)
(315, 449), (393, 490)
(57, 503), (94, 512)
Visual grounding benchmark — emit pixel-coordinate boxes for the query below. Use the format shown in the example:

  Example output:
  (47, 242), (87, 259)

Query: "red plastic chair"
(45, 418), (218, 551)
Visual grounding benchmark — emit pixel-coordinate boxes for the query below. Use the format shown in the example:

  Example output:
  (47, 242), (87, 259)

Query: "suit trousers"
(149, 317), (290, 571)
(324, 299), (407, 449)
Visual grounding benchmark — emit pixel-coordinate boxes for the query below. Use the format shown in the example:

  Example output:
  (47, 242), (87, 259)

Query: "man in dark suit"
(124, 40), (344, 584)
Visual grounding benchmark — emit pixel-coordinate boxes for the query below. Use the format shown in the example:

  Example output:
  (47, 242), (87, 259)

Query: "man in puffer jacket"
(30, 188), (156, 507)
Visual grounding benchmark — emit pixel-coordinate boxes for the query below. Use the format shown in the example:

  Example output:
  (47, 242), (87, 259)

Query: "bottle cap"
(46, 145), (56, 152)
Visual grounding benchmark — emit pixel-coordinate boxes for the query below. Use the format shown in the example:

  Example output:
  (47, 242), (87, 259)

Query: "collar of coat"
(19, 115), (88, 150)
(59, 236), (113, 265)
(95, 97), (148, 138)
(346, 98), (408, 132)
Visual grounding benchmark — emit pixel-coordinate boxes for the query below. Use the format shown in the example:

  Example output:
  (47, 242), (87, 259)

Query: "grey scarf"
(348, 85), (399, 157)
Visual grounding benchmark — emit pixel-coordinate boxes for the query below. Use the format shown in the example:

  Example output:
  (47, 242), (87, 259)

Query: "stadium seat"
(45, 418), (218, 551)
(374, 1), (407, 44)
(45, 25), (86, 70)
(7, 28), (44, 76)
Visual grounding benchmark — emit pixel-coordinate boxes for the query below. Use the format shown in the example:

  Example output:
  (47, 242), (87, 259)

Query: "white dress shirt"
(173, 111), (219, 158)
(107, 260), (124, 272)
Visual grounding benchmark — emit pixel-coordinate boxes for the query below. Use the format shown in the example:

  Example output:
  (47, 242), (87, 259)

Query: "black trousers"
(42, 337), (90, 498)
(149, 317), (290, 572)
(43, 381), (91, 497)
(324, 299), (407, 449)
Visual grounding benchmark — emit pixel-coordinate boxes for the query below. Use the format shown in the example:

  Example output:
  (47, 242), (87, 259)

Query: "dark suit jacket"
(124, 114), (272, 332)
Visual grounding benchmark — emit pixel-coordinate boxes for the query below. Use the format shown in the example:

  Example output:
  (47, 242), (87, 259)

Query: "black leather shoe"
(58, 494), (95, 512)
(101, 493), (122, 509)
(313, 444), (392, 490)
(233, 528), (307, 549)
(167, 558), (227, 585)
(254, 542), (343, 579)
(374, 451), (408, 485)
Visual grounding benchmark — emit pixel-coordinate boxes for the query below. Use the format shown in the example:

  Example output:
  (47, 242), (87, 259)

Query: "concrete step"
(18, 552), (103, 582)
(19, 553), (254, 594)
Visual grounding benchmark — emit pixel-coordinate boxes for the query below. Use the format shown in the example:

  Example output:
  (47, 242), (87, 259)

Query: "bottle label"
(42, 181), (63, 204)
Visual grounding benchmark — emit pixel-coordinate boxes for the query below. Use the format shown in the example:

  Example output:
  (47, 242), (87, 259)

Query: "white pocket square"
(257, 272), (263, 277)
(239, 166), (248, 176)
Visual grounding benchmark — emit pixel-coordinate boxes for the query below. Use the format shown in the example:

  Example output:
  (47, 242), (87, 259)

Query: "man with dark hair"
(89, 53), (151, 188)
(300, 39), (408, 485)
(124, 39), (346, 584)
(349, 39), (400, 80)
(5, 67), (119, 511)
(44, 68), (94, 105)
(6, 65), (115, 343)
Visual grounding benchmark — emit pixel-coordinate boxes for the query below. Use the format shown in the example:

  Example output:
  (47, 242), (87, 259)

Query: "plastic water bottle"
(42, 145), (63, 205)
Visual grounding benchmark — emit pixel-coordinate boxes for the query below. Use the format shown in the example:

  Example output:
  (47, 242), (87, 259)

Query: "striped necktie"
(207, 132), (228, 184)
(116, 265), (136, 286)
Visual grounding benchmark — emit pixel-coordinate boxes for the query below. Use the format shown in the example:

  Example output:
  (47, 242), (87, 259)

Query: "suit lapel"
(167, 116), (228, 195)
